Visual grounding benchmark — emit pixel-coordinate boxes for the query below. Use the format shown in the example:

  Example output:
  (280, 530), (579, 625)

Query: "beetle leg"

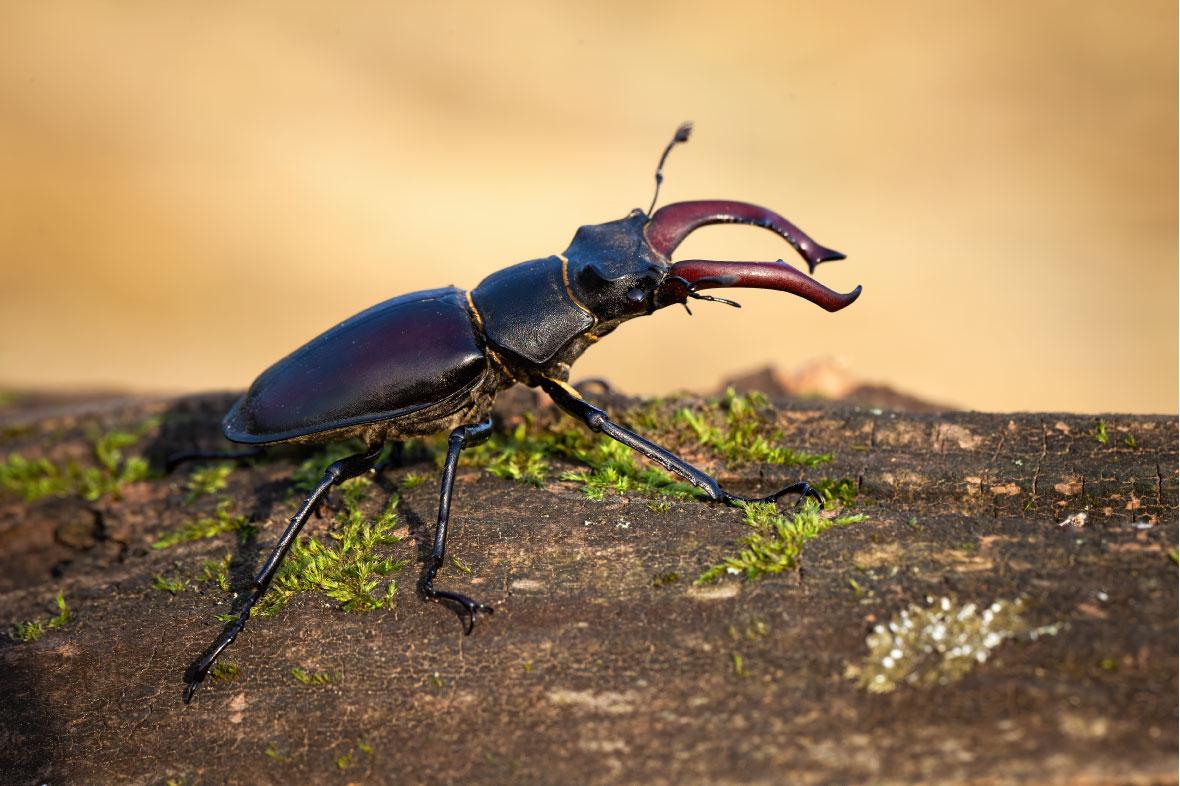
(420, 419), (495, 634)
(540, 379), (824, 510)
(165, 446), (264, 474)
(370, 441), (405, 478)
(182, 442), (383, 704)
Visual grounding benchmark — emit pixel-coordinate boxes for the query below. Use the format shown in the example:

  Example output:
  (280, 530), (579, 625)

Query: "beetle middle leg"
(420, 418), (495, 634)
(182, 442), (383, 703)
(540, 379), (824, 509)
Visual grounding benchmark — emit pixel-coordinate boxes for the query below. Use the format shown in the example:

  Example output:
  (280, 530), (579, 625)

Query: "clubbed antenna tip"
(649, 121), (694, 215)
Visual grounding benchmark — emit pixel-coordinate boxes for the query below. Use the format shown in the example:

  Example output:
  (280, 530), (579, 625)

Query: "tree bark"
(0, 392), (1175, 785)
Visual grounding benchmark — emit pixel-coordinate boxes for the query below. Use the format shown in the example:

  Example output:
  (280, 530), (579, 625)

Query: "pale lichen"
(850, 596), (1061, 693)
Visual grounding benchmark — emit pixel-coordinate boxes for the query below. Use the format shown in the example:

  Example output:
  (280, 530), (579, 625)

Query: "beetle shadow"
(0, 638), (62, 783)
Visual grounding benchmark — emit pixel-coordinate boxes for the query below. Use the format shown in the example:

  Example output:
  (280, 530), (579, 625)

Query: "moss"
(78, 425), (155, 500)
(647, 499), (672, 513)
(200, 552), (233, 592)
(731, 652), (749, 678)
(728, 619), (769, 640)
(558, 439), (700, 501)
(676, 389), (832, 467)
(258, 478), (407, 616)
(10, 618), (46, 643)
(291, 667), (341, 685)
(151, 499), (254, 550)
(450, 556), (473, 574)
(210, 662), (240, 681)
(0, 423), (155, 502)
(812, 477), (858, 507)
(1123, 433), (1137, 448)
(652, 571), (681, 587)
(9, 591), (70, 642)
(184, 463), (233, 503)
(465, 391), (833, 504)
(466, 422), (550, 487)
(0, 454), (73, 500)
(334, 740), (375, 770)
(400, 472), (428, 490)
(465, 414), (698, 502)
(696, 501), (867, 583)
(1093, 420), (1109, 445)
(153, 574), (188, 594)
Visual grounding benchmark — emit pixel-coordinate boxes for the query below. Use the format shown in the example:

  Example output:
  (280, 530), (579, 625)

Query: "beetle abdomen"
(224, 287), (488, 444)
(470, 256), (594, 365)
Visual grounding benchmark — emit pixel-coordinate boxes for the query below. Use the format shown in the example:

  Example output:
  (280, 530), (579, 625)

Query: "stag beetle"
(181, 124), (861, 703)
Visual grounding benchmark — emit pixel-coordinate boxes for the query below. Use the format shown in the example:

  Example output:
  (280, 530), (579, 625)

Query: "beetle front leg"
(421, 418), (495, 634)
(540, 379), (823, 509)
(182, 442), (383, 704)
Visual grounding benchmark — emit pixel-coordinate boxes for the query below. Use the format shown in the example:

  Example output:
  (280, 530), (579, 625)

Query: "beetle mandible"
(182, 124), (861, 703)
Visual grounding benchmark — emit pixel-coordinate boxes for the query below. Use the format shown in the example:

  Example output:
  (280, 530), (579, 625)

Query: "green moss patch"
(696, 501), (866, 583)
(291, 667), (341, 685)
(258, 478), (407, 616)
(675, 389), (831, 467)
(153, 574), (188, 594)
(210, 662), (240, 682)
(9, 591), (71, 642)
(151, 499), (254, 550)
(465, 390), (837, 504)
(0, 423), (156, 502)
(184, 463), (233, 503)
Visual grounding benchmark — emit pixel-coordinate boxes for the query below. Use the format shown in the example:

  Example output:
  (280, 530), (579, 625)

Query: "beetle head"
(563, 209), (670, 322)
(561, 201), (861, 325)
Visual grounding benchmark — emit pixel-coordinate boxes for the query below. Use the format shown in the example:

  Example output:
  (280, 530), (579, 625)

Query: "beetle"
(181, 124), (861, 703)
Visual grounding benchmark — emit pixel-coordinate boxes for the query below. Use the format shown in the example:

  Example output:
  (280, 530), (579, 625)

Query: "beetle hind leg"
(420, 418), (495, 634)
(182, 442), (383, 704)
(165, 446), (264, 474)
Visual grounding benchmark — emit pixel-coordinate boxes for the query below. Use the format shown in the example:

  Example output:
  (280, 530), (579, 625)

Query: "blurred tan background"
(0, 1), (1174, 414)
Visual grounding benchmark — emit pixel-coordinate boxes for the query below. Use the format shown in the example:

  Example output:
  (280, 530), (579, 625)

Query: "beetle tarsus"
(180, 443), (383, 704)
(722, 481), (825, 510)
(421, 568), (494, 635)
(419, 419), (495, 634)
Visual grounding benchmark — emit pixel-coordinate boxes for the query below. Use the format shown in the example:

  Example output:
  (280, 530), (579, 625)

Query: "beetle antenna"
(648, 122), (693, 215)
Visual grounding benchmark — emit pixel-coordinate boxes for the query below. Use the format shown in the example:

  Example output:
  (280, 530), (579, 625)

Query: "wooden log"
(0, 392), (1175, 785)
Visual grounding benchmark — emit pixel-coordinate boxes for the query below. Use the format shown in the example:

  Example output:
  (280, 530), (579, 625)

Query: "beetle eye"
(626, 287), (645, 303)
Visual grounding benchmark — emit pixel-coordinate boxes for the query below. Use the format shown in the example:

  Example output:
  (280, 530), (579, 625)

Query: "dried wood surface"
(0, 392), (1175, 785)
